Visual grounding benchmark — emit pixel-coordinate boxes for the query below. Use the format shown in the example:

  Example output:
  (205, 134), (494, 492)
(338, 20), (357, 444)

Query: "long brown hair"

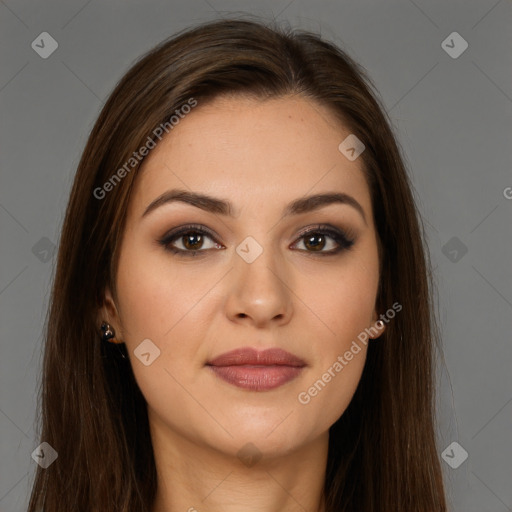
(28, 16), (447, 511)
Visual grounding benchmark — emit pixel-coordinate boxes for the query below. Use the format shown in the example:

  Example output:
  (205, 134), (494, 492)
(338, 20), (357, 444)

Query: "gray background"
(1, 0), (511, 510)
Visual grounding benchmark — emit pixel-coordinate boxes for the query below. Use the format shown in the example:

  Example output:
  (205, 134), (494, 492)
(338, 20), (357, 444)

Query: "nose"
(224, 247), (293, 329)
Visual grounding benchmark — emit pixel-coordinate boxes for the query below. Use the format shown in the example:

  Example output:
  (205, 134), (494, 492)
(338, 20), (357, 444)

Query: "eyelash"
(157, 223), (355, 258)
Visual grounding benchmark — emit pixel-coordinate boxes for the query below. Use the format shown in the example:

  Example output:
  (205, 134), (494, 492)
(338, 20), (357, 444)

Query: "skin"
(100, 94), (385, 512)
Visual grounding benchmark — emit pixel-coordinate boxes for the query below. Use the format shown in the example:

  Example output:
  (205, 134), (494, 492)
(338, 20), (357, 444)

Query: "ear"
(369, 309), (386, 340)
(97, 285), (123, 339)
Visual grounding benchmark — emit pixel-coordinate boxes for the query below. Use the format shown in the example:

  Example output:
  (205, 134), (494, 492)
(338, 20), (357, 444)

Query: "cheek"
(115, 239), (206, 341)
(301, 252), (380, 345)
(114, 242), (222, 384)
(292, 251), (377, 423)
(294, 280), (371, 431)
(113, 246), (212, 420)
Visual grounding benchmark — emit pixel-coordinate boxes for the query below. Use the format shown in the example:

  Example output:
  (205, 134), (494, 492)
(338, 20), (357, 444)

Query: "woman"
(28, 17), (447, 512)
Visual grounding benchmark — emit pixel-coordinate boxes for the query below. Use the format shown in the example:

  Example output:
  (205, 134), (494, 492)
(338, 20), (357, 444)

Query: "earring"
(368, 319), (385, 340)
(100, 321), (123, 344)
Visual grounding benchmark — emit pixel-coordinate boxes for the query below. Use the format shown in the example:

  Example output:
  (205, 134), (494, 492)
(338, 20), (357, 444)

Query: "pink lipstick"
(206, 347), (306, 391)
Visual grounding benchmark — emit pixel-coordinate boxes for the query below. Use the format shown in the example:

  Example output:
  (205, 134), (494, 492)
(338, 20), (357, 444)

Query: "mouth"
(206, 347), (306, 391)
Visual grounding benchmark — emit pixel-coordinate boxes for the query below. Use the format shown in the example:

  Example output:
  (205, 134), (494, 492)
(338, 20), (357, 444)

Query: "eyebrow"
(141, 188), (367, 225)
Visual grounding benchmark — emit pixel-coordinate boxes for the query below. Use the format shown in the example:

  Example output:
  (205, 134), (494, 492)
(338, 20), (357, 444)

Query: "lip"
(206, 347), (306, 391)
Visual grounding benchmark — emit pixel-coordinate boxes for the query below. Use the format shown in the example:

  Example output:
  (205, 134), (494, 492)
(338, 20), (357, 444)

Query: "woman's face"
(102, 94), (384, 459)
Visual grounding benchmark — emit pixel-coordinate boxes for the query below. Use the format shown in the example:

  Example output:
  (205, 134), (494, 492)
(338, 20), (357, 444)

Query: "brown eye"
(181, 232), (205, 251)
(158, 224), (222, 256)
(291, 225), (355, 255)
(303, 233), (327, 252)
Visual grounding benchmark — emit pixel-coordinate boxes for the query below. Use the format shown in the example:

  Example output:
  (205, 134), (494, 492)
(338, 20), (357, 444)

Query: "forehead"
(130, 94), (372, 221)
